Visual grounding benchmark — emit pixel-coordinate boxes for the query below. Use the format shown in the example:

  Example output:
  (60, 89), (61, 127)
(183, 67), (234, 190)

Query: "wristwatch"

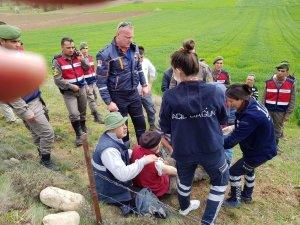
(142, 84), (147, 87)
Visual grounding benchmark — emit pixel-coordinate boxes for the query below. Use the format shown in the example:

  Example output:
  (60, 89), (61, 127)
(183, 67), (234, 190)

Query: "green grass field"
(21, 0), (300, 122)
(0, 0), (300, 224)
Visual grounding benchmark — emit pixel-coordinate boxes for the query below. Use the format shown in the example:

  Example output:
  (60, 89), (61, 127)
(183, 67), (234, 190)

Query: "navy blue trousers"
(110, 89), (146, 146)
(176, 152), (229, 225)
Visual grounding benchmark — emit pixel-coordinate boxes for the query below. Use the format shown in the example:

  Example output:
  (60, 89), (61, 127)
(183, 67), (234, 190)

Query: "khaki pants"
(25, 98), (54, 155)
(268, 111), (285, 141)
(63, 87), (87, 122)
(87, 83), (98, 113)
(0, 102), (16, 122)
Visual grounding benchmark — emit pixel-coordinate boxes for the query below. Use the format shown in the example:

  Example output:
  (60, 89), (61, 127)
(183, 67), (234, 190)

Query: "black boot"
(40, 154), (60, 171)
(223, 185), (241, 207)
(71, 121), (83, 146)
(80, 120), (88, 133)
(92, 111), (104, 124)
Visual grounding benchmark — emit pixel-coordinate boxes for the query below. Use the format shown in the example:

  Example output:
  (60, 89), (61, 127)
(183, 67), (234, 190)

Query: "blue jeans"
(141, 92), (156, 126)
(224, 134), (234, 165)
(176, 153), (229, 225)
(224, 148), (234, 165)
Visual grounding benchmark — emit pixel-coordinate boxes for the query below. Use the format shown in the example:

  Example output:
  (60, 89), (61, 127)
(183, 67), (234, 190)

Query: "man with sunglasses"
(96, 22), (148, 147)
(262, 62), (296, 153)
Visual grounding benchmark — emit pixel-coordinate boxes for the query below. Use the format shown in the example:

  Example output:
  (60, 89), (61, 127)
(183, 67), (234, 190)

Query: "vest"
(265, 78), (293, 112)
(83, 55), (96, 85)
(92, 133), (132, 204)
(56, 56), (85, 88)
(131, 146), (169, 197)
(217, 70), (228, 84)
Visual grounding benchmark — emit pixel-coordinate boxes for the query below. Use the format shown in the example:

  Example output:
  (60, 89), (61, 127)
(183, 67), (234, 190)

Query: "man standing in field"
(212, 56), (231, 86)
(262, 62), (296, 153)
(138, 46), (157, 131)
(79, 42), (104, 124)
(0, 21), (20, 124)
(0, 24), (59, 170)
(52, 37), (90, 147)
(96, 22), (148, 147)
(245, 74), (259, 100)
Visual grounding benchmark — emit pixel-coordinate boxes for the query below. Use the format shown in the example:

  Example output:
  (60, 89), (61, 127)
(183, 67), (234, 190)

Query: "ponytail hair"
(226, 83), (252, 100)
(171, 39), (199, 76)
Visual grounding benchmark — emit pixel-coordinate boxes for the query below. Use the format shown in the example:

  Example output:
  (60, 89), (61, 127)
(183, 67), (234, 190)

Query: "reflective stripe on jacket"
(56, 56), (85, 87)
(265, 78), (293, 112)
(217, 71), (228, 84)
(83, 55), (96, 85)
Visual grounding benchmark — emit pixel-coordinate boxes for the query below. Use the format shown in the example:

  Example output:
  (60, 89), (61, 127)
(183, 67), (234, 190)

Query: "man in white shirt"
(138, 46), (157, 131)
(92, 112), (158, 210)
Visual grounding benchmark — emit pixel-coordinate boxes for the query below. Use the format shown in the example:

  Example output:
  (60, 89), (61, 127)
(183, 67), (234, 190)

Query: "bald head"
(115, 22), (134, 51)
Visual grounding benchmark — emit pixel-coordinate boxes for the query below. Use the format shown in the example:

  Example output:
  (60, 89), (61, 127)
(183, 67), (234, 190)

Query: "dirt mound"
(0, 0), (149, 31)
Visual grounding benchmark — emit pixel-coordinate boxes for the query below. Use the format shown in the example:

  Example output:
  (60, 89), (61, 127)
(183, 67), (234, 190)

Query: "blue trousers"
(176, 153), (229, 225)
(141, 92), (156, 126)
(110, 89), (146, 146)
(229, 158), (263, 200)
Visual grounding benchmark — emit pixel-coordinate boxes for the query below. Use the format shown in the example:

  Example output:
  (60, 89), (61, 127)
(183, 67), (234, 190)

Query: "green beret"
(79, 42), (88, 50)
(276, 62), (290, 70)
(213, 56), (224, 64)
(0, 25), (21, 40)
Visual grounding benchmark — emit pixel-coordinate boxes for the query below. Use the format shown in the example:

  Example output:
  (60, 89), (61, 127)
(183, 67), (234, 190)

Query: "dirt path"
(0, 0), (173, 31)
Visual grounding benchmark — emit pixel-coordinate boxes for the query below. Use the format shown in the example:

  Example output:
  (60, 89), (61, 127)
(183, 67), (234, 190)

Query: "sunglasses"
(117, 22), (133, 29)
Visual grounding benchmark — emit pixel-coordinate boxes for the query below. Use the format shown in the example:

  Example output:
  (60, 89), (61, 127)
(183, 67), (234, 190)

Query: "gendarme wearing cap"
(276, 62), (290, 70)
(213, 56), (224, 65)
(0, 24), (21, 40)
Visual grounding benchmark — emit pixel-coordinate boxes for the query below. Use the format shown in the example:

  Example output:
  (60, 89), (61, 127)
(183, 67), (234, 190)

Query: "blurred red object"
(19, 0), (108, 4)
(0, 48), (47, 102)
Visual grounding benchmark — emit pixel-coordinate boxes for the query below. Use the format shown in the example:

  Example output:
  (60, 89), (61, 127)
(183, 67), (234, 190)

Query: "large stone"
(40, 187), (85, 211)
(42, 211), (80, 225)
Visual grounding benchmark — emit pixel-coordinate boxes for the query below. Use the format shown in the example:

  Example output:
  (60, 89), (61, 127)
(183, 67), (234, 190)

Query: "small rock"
(10, 157), (20, 164)
(40, 187), (85, 211)
(42, 211), (80, 225)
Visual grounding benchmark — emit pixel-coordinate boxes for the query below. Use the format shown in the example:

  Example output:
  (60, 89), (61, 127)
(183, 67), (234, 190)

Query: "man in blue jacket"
(96, 22), (148, 147)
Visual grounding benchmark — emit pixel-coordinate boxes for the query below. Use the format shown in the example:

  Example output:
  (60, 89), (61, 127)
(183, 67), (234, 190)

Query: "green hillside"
(21, 0), (300, 123)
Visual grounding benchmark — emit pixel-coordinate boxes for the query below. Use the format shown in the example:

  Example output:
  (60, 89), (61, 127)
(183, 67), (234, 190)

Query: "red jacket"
(83, 55), (96, 85)
(265, 78), (293, 112)
(131, 146), (169, 197)
(56, 56), (85, 87)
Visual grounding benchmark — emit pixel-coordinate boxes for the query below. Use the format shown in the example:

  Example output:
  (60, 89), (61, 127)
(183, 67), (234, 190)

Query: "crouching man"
(92, 112), (158, 211)
(131, 131), (177, 197)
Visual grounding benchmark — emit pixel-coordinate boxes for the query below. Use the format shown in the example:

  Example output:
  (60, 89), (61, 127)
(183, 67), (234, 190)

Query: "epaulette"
(52, 53), (62, 61)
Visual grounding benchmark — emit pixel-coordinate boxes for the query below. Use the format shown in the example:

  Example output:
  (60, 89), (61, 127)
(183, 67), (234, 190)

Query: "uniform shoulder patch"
(52, 67), (59, 76)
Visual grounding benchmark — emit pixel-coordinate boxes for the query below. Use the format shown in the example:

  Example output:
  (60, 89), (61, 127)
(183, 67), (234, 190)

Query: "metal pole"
(81, 133), (102, 224)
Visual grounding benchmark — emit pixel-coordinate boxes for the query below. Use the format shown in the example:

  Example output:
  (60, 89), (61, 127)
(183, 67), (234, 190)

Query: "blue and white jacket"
(159, 80), (228, 163)
(224, 98), (277, 165)
(96, 38), (146, 104)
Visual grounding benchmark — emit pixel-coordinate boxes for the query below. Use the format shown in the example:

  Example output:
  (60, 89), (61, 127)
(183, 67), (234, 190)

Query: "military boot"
(223, 185), (241, 207)
(92, 111), (105, 124)
(80, 120), (88, 133)
(40, 154), (60, 171)
(241, 184), (254, 203)
(71, 121), (83, 146)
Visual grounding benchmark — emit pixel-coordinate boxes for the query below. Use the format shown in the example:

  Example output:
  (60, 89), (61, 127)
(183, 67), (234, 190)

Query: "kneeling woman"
(223, 83), (277, 207)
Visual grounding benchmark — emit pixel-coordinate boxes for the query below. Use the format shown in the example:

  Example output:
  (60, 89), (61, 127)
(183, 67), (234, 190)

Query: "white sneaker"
(179, 200), (200, 216)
